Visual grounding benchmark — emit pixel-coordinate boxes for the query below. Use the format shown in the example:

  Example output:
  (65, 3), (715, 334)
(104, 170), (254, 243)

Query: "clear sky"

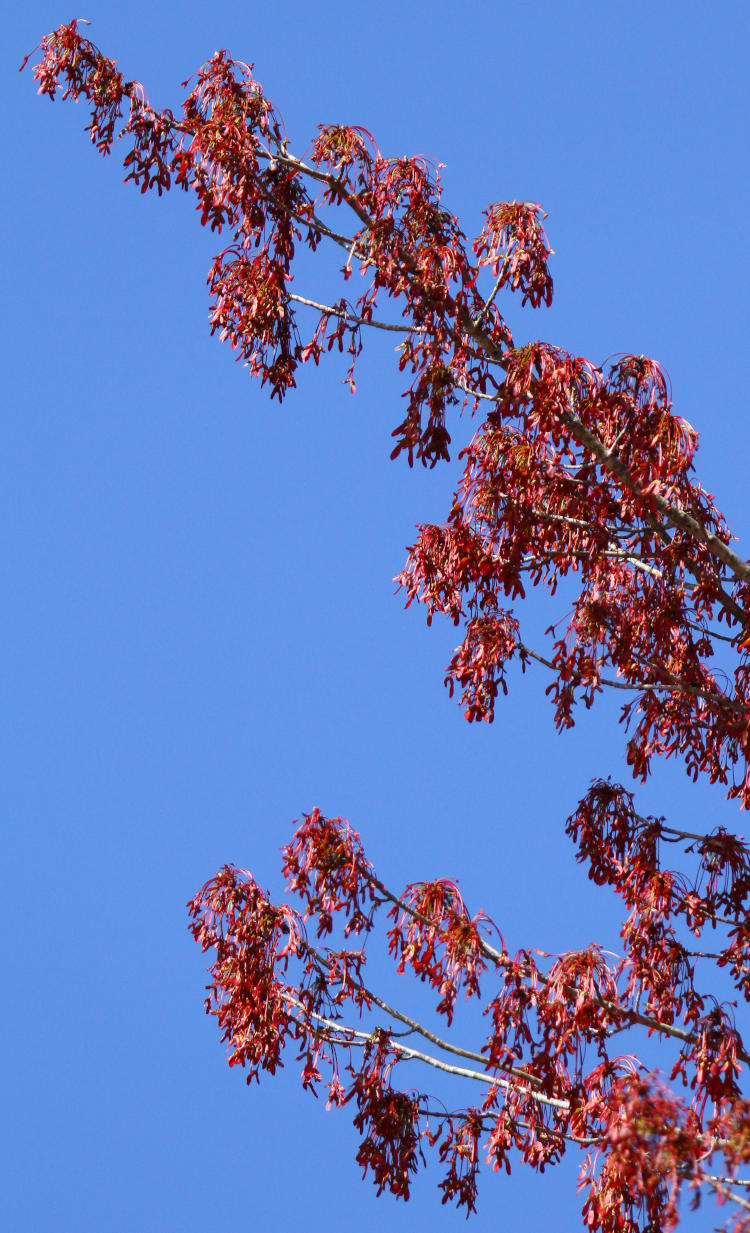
(4, 3), (749, 1231)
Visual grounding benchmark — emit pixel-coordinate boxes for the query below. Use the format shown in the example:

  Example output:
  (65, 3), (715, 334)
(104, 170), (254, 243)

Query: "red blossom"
(474, 201), (554, 308)
(187, 866), (304, 1079)
(26, 23), (750, 1229)
(386, 878), (500, 1023)
(282, 808), (379, 938)
(579, 1074), (703, 1233)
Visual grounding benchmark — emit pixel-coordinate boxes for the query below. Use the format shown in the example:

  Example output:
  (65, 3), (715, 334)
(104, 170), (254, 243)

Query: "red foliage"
(26, 22), (750, 1231)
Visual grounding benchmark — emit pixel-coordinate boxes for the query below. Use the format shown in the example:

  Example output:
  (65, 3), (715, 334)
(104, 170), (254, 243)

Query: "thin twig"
(705, 1178), (750, 1212)
(288, 291), (423, 334)
(286, 996), (572, 1112)
(363, 986), (545, 1089)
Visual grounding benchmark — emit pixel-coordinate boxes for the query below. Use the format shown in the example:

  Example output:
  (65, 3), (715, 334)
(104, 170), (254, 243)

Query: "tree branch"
(288, 291), (423, 333)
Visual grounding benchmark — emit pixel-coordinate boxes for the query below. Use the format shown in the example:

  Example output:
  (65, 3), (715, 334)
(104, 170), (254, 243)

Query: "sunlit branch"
(286, 997), (573, 1112)
(517, 642), (666, 696)
(515, 638), (750, 724)
(419, 1104), (600, 1148)
(362, 987), (546, 1090)
(700, 1175), (750, 1190)
(287, 292), (424, 334)
(514, 546), (675, 584)
(454, 380), (498, 403)
(357, 866), (750, 1065)
(705, 1179), (750, 1212)
(293, 930), (548, 1091)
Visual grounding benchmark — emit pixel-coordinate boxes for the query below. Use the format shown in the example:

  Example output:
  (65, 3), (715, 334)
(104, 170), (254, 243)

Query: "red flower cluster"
(187, 807), (750, 1229)
(26, 22), (750, 1231)
(187, 865), (305, 1079)
(474, 200), (554, 308)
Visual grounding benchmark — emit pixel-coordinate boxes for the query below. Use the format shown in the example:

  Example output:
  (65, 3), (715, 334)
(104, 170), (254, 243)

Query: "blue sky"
(4, 4), (749, 1231)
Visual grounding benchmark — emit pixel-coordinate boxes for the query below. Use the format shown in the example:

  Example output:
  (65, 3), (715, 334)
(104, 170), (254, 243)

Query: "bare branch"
(705, 1179), (750, 1213)
(287, 996), (573, 1112)
(288, 292), (423, 334)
